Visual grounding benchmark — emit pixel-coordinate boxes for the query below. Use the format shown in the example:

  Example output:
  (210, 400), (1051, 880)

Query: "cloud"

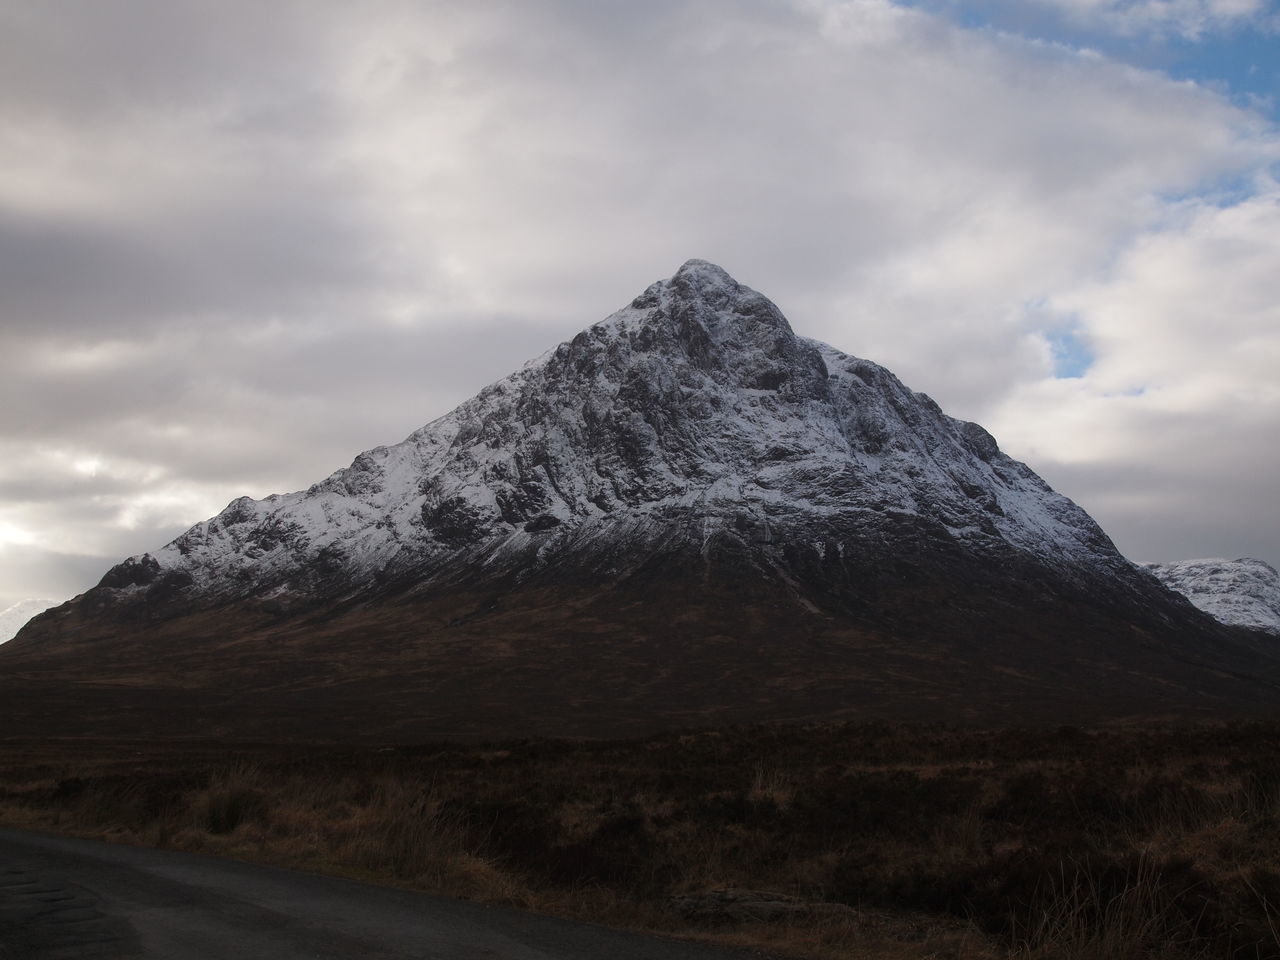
(0, 0), (1278, 606)
(988, 183), (1280, 560)
(0, 543), (131, 609)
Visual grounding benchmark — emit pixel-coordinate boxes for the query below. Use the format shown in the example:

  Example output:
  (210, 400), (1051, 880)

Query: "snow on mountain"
(1143, 558), (1280, 636)
(84, 260), (1131, 615)
(0, 599), (56, 644)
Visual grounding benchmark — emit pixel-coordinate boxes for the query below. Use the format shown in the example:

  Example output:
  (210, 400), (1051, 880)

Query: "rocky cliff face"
(5, 261), (1276, 739)
(1144, 558), (1280, 637)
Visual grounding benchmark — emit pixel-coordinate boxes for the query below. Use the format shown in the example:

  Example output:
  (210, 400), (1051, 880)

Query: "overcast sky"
(1, 0), (1278, 613)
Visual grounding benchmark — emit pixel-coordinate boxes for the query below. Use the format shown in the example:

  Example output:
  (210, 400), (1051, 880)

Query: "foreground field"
(2, 722), (1279, 959)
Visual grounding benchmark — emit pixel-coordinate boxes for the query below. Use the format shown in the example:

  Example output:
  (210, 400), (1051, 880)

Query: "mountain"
(3, 260), (1277, 740)
(0, 599), (55, 645)
(1144, 558), (1280, 637)
(37, 260), (1134, 610)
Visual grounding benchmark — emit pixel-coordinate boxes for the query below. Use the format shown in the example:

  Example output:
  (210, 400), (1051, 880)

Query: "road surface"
(0, 827), (758, 959)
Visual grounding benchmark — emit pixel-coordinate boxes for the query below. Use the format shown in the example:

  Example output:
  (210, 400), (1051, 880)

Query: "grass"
(2, 721), (1280, 959)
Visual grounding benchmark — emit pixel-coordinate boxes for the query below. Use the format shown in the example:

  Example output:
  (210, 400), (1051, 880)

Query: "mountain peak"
(612, 260), (803, 387)
(628, 259), (767, 313)
(670, 257), (739, 293)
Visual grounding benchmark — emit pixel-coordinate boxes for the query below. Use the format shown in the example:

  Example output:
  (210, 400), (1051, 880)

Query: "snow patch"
(0, 598), (57, 644)
(1144, 558), (1280, 636)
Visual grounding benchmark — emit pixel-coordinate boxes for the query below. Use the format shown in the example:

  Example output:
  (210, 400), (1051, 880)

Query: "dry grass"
(2, 721), (1280, 959)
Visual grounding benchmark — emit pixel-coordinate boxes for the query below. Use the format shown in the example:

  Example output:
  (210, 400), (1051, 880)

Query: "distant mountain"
(4, 261), (1277, 740)
(0, 599), (55, 644)
(1144, 559), (1280, 637)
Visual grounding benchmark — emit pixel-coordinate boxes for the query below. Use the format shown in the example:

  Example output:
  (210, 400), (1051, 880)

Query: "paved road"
(0, 828), (757, 960)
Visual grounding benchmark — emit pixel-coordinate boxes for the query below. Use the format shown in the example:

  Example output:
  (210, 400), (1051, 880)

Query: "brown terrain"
(4, 722), (1280, 959)
(2, 540), (1278, 742)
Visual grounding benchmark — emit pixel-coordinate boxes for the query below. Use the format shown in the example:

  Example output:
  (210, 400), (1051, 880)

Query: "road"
(0, 828), (757, 959)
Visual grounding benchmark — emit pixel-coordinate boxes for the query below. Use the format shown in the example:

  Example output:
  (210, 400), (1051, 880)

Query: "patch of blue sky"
(1021, 298), (1096, 379)
(1159, 29), (1279, 122)
(1157, 170), (1266, 210)
(1044, 325), (1095, 379)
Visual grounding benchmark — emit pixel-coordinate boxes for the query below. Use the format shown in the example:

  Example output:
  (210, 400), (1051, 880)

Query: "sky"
(0, 0), (1278, 616)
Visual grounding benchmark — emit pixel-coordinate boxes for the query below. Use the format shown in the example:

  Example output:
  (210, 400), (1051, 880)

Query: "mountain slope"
(4, 261), (1277, 740)
(0, 599), (55, 644)
(1144, 558), (1280, 637)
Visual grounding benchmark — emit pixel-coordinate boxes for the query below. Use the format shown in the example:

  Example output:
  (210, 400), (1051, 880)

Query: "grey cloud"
(0, 170), (419, 334)
(1033, 457), (1280, 564)
(0, 318), (564, 499)
(0, 2), (342, 121)
(1, 0), (1277, 607)
(0, 472), (142, 506)
(0, 543), (169, 611)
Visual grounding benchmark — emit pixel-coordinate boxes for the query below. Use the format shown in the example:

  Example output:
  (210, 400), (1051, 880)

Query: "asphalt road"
(0, 828), (757, 960)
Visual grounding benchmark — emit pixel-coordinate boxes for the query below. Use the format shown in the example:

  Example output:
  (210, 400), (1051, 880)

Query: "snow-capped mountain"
(1144, 558), (1280, 637)
(0, 598), (54, 644)
(64, 260), (1126, 614)
(6, 261), (1277, 739)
